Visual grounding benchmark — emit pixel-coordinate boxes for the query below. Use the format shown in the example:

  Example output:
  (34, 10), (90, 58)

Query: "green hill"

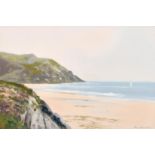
(0, 52), (83, 83)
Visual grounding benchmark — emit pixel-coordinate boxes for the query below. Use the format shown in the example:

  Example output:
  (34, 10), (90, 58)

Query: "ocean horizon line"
(85, 80), (155, 83)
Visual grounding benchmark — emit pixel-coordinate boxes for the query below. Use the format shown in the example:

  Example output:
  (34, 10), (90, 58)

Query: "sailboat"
(129, 81), (133, 88)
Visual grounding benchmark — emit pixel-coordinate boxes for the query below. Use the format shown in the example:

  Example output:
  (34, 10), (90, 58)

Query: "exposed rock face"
(0, 52), (83, 83)
(0, 81), (70, 129)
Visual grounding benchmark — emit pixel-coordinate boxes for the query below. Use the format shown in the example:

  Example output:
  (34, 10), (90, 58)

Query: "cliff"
(0, 52), (83, 83)
(0, 80), (70, 129)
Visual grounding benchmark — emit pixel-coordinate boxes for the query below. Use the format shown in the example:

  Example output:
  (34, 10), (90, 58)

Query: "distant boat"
(129, 82), (133, 88)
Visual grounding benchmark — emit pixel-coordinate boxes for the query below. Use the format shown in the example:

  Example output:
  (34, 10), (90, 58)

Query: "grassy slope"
(0, 80), (41, 128)
(0, 51), (61, 67)
(0, 80), (69, 129)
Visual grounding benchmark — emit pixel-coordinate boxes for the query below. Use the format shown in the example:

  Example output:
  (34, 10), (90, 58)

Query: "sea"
(33, 81), (155, 101)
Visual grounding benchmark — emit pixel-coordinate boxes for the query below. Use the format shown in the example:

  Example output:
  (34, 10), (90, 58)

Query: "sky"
(0, 26), (155, 82)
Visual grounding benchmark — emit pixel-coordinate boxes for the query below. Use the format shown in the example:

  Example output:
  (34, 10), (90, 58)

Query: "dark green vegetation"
(0, 52), (83, 83)
(0, 113), (26, 129)
(0, 80), (69, 129)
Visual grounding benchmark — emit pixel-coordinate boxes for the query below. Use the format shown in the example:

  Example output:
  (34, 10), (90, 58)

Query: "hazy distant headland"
(0, 51), (83, 84)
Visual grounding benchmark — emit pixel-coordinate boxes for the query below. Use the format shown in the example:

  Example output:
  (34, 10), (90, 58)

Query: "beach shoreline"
(26, 84), (155, 129)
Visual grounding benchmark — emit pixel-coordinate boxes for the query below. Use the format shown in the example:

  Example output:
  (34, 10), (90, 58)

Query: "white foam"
(38, 88), (124, 98)
(102, 92), (123, 97)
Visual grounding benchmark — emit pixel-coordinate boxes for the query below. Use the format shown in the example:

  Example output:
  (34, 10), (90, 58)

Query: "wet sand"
(26, 84), (155, 129)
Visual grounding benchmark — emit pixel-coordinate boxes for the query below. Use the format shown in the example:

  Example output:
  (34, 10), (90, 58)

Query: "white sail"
(129, 82), (133, 88)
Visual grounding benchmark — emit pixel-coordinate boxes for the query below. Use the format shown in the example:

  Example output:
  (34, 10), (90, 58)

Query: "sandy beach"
(26, 84), (155, 129)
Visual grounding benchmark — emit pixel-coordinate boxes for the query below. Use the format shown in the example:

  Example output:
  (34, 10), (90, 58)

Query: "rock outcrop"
(0, 52), (83, 83)
(0, 80), (70, 129)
